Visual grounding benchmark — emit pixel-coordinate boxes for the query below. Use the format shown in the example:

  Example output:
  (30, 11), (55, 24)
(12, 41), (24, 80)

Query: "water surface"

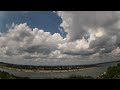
(0, 61), (119, 79)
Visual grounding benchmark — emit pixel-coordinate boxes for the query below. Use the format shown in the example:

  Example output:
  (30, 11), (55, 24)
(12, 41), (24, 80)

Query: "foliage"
(99, 63), (120, 79)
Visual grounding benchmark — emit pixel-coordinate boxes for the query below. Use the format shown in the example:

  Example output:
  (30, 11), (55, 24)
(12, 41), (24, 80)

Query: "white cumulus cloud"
(1, 11), (120, 65)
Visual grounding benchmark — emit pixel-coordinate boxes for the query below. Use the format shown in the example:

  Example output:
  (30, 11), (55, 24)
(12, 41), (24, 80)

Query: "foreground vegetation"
(0, 71), (29, 79)
(99, 63), (120, 79)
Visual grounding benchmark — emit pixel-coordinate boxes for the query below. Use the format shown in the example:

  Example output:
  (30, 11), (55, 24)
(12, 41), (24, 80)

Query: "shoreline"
(0, 60), (120, 73)
(0, 66), (94, 73)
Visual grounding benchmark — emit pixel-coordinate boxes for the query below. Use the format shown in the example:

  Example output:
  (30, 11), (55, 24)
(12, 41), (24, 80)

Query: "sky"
(0, 11), (120, 66)
(0, 11), (62, 34)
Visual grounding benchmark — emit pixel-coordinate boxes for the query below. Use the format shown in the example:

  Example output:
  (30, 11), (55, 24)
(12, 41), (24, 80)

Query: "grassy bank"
(0, 71), (29, 79)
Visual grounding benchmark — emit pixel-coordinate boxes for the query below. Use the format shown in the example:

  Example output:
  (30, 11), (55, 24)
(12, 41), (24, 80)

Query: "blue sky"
(0, 11), (63, 34)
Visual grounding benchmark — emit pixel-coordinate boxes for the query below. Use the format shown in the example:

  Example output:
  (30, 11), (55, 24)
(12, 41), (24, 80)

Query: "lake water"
(0, 61), (120, 79)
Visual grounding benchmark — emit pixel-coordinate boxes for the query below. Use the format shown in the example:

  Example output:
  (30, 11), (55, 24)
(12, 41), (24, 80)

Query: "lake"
(0, 61), (120, 79)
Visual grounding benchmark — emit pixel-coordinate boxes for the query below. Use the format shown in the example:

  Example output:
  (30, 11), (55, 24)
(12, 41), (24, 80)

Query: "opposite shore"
(0, 60), (120, 73)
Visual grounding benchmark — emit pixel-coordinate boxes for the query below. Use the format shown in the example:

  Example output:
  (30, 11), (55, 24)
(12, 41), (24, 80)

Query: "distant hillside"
(0, 60), (120, 71)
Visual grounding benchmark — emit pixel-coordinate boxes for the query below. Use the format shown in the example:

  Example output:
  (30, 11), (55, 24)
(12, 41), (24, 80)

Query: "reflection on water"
(0, 61), (119, 79)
